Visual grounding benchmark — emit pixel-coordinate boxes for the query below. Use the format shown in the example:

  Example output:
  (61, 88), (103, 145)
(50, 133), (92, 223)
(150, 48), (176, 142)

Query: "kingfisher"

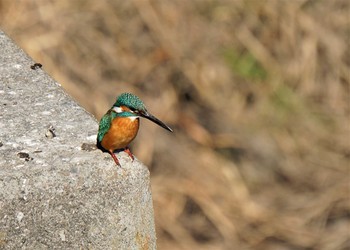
(97, 93), (173, 166)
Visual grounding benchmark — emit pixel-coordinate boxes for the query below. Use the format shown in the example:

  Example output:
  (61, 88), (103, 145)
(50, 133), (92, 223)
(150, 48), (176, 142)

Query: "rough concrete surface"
(0, 31), (156, 249)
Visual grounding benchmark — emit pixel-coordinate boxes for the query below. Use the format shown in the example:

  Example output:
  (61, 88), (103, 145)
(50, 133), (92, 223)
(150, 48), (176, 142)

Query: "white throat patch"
(128, 116), (139, 121)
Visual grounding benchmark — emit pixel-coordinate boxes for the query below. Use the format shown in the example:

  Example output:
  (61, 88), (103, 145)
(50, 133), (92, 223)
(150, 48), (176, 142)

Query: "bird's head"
(112, 93), (173, 132)
(112, 93), (146, 117)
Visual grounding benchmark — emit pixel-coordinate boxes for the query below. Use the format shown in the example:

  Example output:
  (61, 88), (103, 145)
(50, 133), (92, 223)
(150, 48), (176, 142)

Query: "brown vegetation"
(1, 0), (349, 249)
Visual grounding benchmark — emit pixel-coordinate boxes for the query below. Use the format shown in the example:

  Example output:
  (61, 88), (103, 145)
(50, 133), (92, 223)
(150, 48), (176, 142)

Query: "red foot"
(109, 151), (121, 166)
(124, 147), (134, 161)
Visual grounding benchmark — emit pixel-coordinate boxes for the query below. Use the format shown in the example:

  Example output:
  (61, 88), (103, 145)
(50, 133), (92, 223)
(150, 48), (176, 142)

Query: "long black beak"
(139, 110), (173, 132)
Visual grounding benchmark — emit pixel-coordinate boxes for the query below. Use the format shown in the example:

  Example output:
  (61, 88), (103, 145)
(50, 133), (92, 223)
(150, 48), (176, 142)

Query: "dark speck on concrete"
(17, 152), (33, 161)
(45, 125), (56, 138)
(30, 63), (42, 70)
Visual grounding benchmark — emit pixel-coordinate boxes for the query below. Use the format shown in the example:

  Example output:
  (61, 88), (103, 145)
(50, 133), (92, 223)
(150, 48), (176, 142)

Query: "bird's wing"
(97, 110), (113, 143)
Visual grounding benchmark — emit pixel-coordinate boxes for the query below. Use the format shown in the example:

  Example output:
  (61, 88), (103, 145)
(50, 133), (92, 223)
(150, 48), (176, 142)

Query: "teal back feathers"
(97, 109), (117, 142)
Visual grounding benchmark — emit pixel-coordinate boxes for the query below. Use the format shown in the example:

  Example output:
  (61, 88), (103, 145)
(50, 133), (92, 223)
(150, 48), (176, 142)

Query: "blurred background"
(0, 0), (349, 249)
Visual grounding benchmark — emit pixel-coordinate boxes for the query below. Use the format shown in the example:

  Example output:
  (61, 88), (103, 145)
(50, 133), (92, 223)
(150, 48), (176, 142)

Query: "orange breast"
(101, 117), (140, 152)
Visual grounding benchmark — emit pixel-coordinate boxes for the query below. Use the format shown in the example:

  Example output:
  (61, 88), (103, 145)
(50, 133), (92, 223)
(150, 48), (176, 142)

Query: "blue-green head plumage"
(114, 93), (147, 112)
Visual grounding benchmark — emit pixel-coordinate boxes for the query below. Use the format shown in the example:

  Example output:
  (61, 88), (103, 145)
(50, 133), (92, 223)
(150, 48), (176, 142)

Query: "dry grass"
(1, 0), (349, 249)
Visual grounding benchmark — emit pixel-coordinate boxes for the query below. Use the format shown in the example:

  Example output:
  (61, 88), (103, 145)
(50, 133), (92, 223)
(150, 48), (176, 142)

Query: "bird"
(97, 93), (173, 166)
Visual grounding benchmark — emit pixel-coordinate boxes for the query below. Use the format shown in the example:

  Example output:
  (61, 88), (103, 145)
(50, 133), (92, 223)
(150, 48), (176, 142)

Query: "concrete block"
(0, 31), (156, 249)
